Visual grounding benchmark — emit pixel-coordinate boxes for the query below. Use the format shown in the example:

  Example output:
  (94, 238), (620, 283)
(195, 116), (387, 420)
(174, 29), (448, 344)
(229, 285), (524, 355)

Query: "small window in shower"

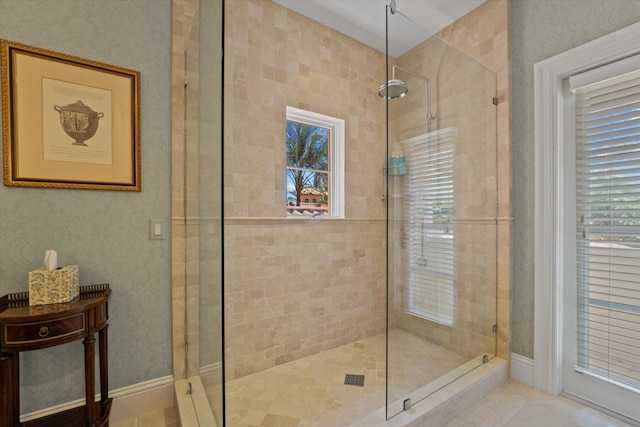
(285, 106), (345, 218)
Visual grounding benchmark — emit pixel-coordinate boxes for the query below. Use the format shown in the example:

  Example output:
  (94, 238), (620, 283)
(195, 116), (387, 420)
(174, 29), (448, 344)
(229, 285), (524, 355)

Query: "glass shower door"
(182, 0), (224, 424)
(385, 4), (498, 419)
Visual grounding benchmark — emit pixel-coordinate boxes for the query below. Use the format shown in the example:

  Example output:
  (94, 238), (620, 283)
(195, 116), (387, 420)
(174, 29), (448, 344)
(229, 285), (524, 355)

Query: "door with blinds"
(562, 56), (640, 422)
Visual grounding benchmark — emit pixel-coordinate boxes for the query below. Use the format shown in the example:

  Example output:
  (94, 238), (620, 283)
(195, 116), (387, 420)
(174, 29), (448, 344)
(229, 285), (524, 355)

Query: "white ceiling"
(272, 0), (485, 58)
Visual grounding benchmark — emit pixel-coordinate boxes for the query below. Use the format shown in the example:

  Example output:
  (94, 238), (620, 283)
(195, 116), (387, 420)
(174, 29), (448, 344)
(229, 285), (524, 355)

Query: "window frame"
(285, 106), (345, 219)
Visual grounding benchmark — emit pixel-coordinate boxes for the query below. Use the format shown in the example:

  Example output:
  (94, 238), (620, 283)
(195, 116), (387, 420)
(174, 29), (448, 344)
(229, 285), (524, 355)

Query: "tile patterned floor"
(111, 332), (637, 427)
(219, 329), (474, 427)
(387, 329), (469, 404)
(113, 329), (470, 427)
(443, 380), (634, 427)
(114, 380), (636, 427)
(111, 406), (179, 427)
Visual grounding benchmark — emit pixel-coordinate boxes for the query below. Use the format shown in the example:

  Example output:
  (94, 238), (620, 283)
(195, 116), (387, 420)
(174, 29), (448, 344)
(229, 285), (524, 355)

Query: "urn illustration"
(54, 100), (104, 146)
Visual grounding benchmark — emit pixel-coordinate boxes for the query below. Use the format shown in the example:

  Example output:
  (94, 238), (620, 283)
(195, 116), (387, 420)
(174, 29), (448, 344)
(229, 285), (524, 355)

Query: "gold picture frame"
(1, 40), (141, 191)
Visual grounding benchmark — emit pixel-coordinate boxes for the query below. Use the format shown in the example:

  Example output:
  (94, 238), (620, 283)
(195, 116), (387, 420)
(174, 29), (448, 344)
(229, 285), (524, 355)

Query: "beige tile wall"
(223, 0), (388, 380)
(436, 0), (512, 362)
(172, 0), (511, 384)
(196, 0), (224, 374)
(224, 1), (387, 221)
(224, 219), (387, 379)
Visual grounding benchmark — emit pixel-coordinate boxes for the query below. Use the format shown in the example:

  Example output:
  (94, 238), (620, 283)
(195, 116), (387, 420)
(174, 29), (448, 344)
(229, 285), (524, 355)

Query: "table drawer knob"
(38, 326), (49, 337)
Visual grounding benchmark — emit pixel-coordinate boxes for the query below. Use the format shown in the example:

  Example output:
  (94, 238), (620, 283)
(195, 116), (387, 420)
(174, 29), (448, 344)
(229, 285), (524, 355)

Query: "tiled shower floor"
(213, 329), (470, 427)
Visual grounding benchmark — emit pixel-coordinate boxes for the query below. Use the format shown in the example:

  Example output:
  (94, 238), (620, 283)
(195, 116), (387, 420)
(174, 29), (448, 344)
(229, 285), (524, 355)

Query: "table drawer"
(2, 313), (86, 348)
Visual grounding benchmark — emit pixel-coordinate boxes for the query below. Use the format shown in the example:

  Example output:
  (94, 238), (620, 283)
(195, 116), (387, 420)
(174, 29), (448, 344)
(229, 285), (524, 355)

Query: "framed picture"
(1, 40), (141, 191)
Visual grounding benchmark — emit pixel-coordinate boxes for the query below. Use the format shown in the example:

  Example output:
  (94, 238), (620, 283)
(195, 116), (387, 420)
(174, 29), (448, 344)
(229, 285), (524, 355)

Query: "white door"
(561, 58), (640, 423)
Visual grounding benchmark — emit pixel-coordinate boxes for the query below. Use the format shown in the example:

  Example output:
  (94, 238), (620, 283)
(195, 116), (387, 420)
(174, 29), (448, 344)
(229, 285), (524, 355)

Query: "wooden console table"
(0, 284), (111, 427)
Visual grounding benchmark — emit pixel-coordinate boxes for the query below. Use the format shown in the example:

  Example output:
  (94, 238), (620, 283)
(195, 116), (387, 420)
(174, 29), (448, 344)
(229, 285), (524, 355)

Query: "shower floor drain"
(344, 374), (365, 387)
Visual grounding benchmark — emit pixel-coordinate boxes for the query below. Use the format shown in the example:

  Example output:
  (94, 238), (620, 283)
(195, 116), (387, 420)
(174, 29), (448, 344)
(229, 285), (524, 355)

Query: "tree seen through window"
(286, 120), (329, 216)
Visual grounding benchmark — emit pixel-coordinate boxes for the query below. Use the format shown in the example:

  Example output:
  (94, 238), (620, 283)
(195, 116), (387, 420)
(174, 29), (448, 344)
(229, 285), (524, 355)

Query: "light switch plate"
(149, 219), (165, 240)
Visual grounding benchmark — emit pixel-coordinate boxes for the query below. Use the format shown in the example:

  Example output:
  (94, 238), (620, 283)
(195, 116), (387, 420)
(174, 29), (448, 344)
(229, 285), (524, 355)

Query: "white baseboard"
(110, 375), (175, 423)
(20, 375), (175, 424)
(199, 361), (222, 388)
(199, 361), (222, 377)
(510, 353), (534, 387)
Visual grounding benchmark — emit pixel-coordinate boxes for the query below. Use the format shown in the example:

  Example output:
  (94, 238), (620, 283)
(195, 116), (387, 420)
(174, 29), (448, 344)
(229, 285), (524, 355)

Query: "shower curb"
(175, 376), (218, 427)
(351, 357), (507, 426)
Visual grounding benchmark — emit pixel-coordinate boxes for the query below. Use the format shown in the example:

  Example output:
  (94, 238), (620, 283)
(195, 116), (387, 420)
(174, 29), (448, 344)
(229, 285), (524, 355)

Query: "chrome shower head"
(378, 79), (408, 99)
(377, 65), (436, 132)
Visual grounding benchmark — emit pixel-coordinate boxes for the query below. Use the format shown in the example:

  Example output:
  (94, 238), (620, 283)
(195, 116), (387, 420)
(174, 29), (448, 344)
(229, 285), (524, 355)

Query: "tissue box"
(28, 265), (80, 306)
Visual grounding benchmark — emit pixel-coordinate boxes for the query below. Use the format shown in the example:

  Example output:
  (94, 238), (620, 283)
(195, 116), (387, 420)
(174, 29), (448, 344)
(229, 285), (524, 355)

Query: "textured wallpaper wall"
(0, 0), (172, 413)
(511, 0), (640, 359)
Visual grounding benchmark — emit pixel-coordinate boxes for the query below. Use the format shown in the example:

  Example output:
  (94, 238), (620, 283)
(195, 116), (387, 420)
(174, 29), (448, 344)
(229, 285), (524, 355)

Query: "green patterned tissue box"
(28, 265), (80, 306)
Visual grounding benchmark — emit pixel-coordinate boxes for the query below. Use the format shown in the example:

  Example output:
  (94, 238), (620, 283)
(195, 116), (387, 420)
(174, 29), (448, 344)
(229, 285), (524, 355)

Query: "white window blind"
(404, 128), (456, 326)
(573, 64), (640, 391)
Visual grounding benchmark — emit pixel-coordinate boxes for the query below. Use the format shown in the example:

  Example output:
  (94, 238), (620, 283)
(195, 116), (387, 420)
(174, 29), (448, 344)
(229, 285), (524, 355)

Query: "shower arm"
(391, 65), (436, 130)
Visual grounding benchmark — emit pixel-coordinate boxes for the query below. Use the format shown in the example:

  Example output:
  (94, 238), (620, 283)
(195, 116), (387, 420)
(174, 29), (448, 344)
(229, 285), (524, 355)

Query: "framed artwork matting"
(0, 39), (141, 191)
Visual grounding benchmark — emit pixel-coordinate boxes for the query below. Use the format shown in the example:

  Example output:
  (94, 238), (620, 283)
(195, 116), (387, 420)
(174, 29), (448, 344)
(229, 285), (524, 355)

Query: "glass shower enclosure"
(384, 3), (498, 419)
(175, 0), (499, 425)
